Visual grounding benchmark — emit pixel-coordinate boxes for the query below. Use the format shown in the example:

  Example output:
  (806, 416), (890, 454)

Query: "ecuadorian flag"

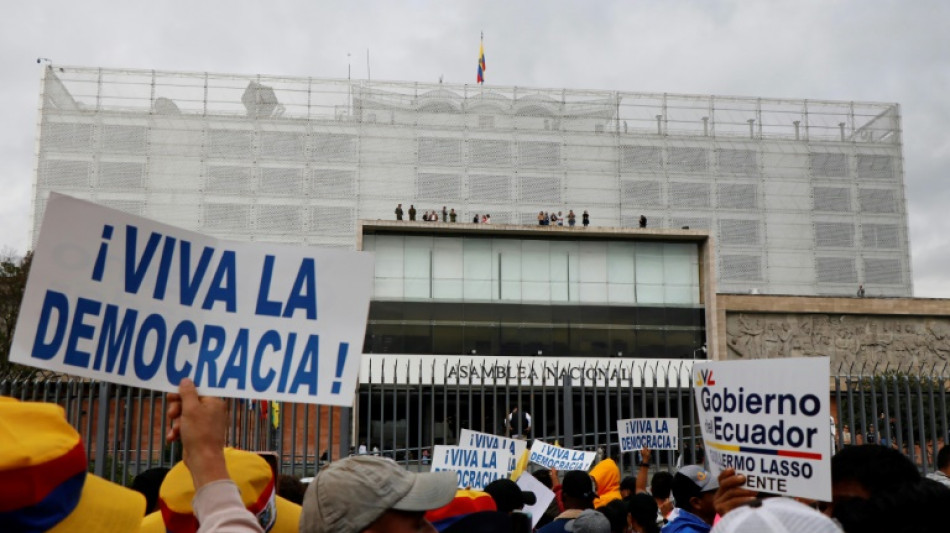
(477, 35), (486, 84)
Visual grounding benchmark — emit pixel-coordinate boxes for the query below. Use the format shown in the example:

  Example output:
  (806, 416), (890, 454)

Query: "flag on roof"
(477, 33), (486, 84)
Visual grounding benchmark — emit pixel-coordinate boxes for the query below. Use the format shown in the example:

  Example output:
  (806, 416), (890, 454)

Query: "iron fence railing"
(2, 361), (947, 485)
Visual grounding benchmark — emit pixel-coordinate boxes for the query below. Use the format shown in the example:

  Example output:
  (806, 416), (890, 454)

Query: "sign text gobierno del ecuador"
(11, 194), (375, 406)
(692, 357), (832, 501)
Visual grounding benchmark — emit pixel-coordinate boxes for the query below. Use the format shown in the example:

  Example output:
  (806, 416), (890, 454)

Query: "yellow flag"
(510, 449), (530, 481)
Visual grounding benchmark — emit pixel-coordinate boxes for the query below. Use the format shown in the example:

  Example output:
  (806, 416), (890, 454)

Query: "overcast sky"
(2, 1), (948, 296)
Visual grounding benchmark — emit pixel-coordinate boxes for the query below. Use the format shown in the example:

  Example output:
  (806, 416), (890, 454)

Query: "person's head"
(619, 475), (637, 498)
(532, 468), (554, 489)
(562, 470), (598, 510)
(710, 497), (842, 533)
(828, 444), (920, 517)
(626, 493), (660, 533)
(650, 471), (674, 500)
(567, 509), (611, 533)
(484, 478), (536, 514)
(0, 397), (146, 531)
(671, 465), (719, 524)
(596, 500), (628, 533)
(832, 478), (950, 533)
(132, 466), (170, 514)
(300, 455), (457, 533)
(277, 474), (307, 505)
(141, 448), (301, 533)
(936, 444), (950, 473)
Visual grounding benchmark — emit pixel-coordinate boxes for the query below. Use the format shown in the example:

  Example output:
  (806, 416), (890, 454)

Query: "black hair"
(936, 444), (950, 471)
(532, 468), (553, 489)
(131, 467), (170, 515)
(650, 471), (674, 500)
(670, 473), (699, 512)
(277, 474), (306, 505)
(620, 475), (638, 494)
(831, 444), (920, 496)
(834, 478), (950, 533)
(597, 500), (629, 533)
(626, 493), (661, 533)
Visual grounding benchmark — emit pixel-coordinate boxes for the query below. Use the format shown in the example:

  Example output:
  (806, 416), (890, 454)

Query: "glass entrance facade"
(361, 227), (706, 359)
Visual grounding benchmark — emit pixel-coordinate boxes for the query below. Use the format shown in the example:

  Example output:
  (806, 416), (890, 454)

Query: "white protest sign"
(693, 357), (832, 501)
(11, 194), (375, 406)
(459, 429), (528, 472)
(516, 472), (555, 528)
(430, 445), (512, 490)
(528, 440), (596, 471)
(617, 418), (679, 452)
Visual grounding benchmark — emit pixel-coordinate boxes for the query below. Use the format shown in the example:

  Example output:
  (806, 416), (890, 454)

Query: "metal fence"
(2, 361), (948, 485)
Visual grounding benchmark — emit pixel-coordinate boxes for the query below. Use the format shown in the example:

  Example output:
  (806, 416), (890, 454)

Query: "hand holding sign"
(693, 358), (832, 501)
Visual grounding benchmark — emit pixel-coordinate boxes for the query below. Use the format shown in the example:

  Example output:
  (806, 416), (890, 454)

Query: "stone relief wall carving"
(725, 313), (950, 369)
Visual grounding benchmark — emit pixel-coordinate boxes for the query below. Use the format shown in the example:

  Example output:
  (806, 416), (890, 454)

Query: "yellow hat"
(0, 396), (145, 532)
(141, 448), (300, 533)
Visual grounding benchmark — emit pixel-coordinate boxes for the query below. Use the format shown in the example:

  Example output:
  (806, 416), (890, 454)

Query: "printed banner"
(693, 357), (832, 501)
(617, 418), (679, 452)
(431, 445), (512, 490)
(459, 429), (528, 472)
(11, 194), (375, 406)
(528, 440), (596, 471)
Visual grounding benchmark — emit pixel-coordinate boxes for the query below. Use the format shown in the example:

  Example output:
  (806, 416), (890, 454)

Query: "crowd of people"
(6, 381), (950, 532)
(395, 204), (628, 228)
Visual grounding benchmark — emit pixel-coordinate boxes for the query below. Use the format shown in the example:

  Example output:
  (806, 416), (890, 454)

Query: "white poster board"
(11, 194), (375, 406)
(693, 357), (832, 501)
(617, 418), (679, 452)
(459, 429), (528, 471)
(430, 445), (512, 490)
(516, 472), (556, 528)
(528, 440), (596, 471)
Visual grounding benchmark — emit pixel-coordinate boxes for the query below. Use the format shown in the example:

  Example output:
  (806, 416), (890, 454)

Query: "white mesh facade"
(32, 66), (912, 296)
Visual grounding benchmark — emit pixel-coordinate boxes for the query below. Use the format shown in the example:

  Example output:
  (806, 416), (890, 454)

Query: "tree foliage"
(0, 251), (34, 375)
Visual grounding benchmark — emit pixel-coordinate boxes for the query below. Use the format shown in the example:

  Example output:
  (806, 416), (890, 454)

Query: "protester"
(0, 396), (146, 532)
(424, 489), (516, 532)
(140, 448), (302, 533)
(627, 493), (662, 533)
(591, 457), (622, 507)
(927, 444), (950, 488)
(826, 444), (920, 517)
(620, 476), (638, 499)
(164, 378), (270, 532)
(276, 474), (307, 505)
(570, 508), (612, 533)
(539, 470), (597, 533)
(506, 406), (532, 439)
(485, 478), (537, 514)
(597, 499), (628, 533)
(710, 498), (842, 533)
(661, 465), (718, 533)
(301, 454), (458, 533)
(133, 466), (171, 515)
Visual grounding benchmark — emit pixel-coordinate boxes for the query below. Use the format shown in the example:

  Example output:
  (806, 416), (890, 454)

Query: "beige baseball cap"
(300, 455), (458, 533)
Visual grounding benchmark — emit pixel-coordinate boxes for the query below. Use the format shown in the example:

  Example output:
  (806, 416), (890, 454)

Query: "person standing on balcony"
(408, 205), (417, 221)
(395, 203), (404, 220)
(506, 406), (532, 439)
